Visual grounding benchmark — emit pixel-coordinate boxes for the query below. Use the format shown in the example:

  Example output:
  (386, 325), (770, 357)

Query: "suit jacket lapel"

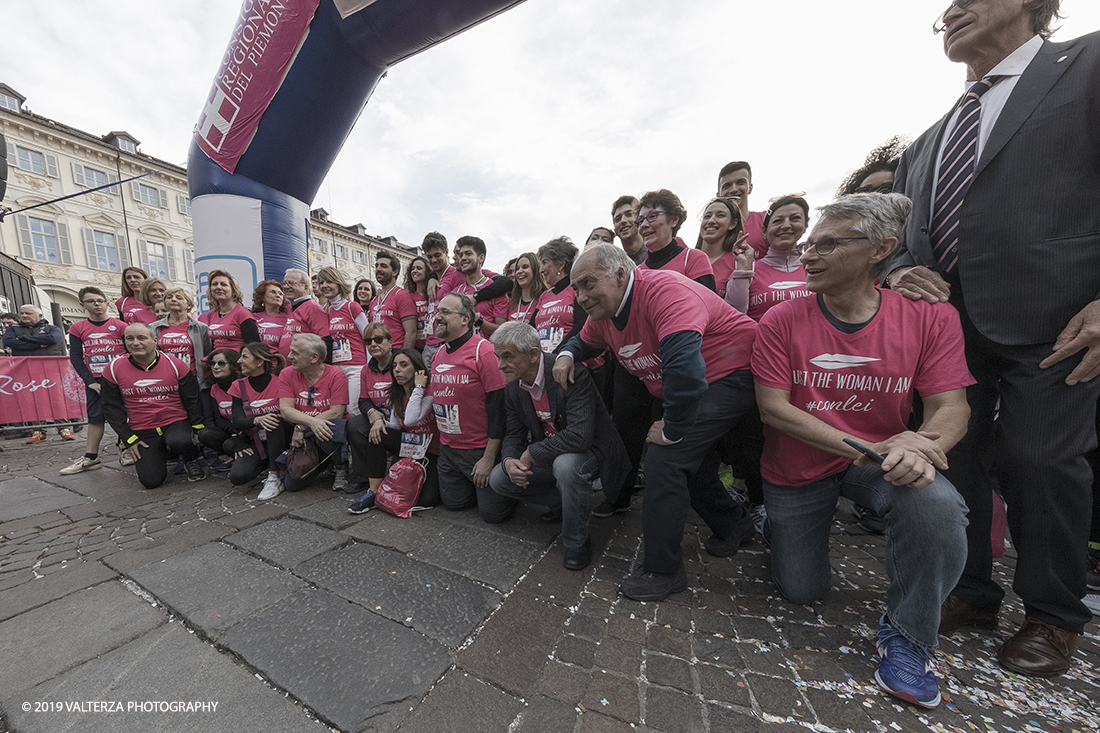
(976, 39), (1079, 177)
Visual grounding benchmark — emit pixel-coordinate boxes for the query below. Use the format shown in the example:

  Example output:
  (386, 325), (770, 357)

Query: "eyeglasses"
(307, 385), (317, 406)
(795, 236), (870, 257)
(82, 299), (108, 305)
(210, 360), (230, 368)
(633, 210), (666, 227)
(435, 308), (459, 317)
(368, 336), (390, 345)
(933, 0), (976, 34)
(769, 192), (806, 204)
(853, 182), (895, 195)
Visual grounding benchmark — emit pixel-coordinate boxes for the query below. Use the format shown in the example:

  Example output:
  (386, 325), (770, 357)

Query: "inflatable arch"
(187, 0), (526, 306)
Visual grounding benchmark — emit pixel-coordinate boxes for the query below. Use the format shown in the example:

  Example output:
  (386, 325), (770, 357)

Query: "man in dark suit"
(888, 0), (1100, 676)
(484, 321), (628, 571)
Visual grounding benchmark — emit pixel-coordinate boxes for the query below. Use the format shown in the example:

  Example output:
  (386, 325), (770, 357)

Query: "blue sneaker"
(347, 492), (375, 515)
(875, 615), (941, 709)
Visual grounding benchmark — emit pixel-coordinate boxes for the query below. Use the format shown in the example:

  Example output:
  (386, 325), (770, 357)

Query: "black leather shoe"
(997, 619), (1077, 677)
(619, 565), (687, 601)
(540, 508), (563, 524)
(563, 539), (592, 571)
(939, 594), (999, 635)
(703, 509), (756, 557)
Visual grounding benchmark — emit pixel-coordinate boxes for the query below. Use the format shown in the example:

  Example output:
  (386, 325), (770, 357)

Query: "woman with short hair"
(636, 189), (715, 290)
(151, 287), (212, 386)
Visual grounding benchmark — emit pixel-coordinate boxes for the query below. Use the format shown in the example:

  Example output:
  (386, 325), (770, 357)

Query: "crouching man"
(486, 322), (629, 571)
(751, 193), (971, 708)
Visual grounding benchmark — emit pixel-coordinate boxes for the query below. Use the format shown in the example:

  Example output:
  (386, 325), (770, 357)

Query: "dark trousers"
(610, 360), (662, 507)
(346, 414), (440, 506)
(198, 425), (233, 454)
(946, 303), (1098, 632)
(438, 445), (485, 510)
(642, 370), (755, 574)
(133, 419), (199, 490)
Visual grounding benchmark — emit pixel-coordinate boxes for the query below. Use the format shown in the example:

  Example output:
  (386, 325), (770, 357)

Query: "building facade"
(0, 83), (416, 324)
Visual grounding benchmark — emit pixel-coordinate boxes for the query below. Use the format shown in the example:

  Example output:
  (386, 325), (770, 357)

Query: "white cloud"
(4, 0), (1099, 272)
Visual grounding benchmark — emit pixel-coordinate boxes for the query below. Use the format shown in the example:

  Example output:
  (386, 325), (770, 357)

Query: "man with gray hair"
(752, 193), (971, 708)
(279, 268), (332, 360)
(487, 321), (628, 571)
(888, 0), (1100, 677)
(555, 244), (758, 601)
(4, 303), (72, 443)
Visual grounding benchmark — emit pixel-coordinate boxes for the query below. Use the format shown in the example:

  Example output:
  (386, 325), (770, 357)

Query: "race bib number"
(538, 327), (564, 353)
(399, 431), (430, 459)
(433, 403), (461, 434)
(417, 319), (427, 340)
(89, 354), (111, 374)
(332, 339), (352, 363)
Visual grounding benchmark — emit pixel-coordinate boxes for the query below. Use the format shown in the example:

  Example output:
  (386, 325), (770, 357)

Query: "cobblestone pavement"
(0, 430), (1097, 733)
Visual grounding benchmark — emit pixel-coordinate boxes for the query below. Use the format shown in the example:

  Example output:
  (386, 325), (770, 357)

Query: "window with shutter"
(158, 189), (168, 208)
(117, 234), (130, 270)
(56, 222), (72, 265)
(15, 214), (34, 260)
(44, 154), (58, 178)
(166, 244), (178, 281)
(71, 162), (86, 187)
(184, 248), (194, 283)
(137, 238), (150, 273)
(83, 228), (97, 269)
(131, 181), (142, 201)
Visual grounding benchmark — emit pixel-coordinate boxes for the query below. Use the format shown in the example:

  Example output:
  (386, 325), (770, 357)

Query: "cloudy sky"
(5, 1), (1100, 272)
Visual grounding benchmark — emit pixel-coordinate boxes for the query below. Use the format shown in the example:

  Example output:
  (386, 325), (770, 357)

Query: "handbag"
(374, 458), (428, 518)
(285, 438), (325, 480)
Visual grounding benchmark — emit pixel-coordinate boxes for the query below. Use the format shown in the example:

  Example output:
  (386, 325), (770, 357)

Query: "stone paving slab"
(49, 464), (146, 498)
(0, 476), (87, 521)
(0, 580), (165, 695)
(129, 542), (306, 638)
(289, 495), (364, 529)
(216, 502), (289, 529)
(394, 670), (523, 733)
(99, 520), (234, 575)
(415, 502), (563, 545)
(296, 542), (501, 647)
(224, 517), (350, 569)
(458, 591), (571, 696)
(0, 559), (117, 622)
(342, 510), (446, 554)
(220, 587), (452, 733)
(411, 521), (547, 592)
(0, 623), (329, 733)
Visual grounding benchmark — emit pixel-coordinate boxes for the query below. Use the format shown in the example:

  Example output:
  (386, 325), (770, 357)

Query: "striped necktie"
(930, 76), (997, 273)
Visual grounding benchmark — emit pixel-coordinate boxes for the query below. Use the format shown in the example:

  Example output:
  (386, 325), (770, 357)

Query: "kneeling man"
(752, 193), (971, 709)
(487, 322), (628, 570)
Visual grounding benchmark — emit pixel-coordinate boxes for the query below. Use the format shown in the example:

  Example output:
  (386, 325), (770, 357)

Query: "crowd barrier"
(0, 356), (88, 430)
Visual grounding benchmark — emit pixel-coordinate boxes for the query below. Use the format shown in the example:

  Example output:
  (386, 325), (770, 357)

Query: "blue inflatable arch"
(187, 0), (527, 304)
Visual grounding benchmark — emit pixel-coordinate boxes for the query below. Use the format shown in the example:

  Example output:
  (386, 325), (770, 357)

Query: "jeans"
(485, 451), (597, 549)
(764, 463), (968, 649)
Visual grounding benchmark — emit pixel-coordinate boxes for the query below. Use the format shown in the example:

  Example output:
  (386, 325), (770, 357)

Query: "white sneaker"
(257, 474), (284, 501)
(60, 456), (102, 475)
(332, 465), (348, 492)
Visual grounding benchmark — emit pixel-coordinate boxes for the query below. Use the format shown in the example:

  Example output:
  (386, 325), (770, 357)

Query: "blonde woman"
(317, 265), (368, 417)
(199, 268), (260, 350)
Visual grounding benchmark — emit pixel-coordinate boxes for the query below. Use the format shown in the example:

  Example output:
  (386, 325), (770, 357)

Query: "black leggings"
(364, 429), (440, 507)
(229, 423), (292, 486)
(133, 419), (199, 489)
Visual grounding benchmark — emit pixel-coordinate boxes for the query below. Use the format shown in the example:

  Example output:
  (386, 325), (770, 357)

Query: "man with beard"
(369, 252), (417, 349)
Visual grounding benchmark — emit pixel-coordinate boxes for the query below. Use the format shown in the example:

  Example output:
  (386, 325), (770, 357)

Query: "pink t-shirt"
(68, 318), (127, 377)
(200, 304), (255, 351)
(751, 290), (974, 487)
(507, 299), (538, 324)
(368, 286), (416, 349)
(710, 251), (738, 300)
(115, 296), (146, 324)
(639, 245), (714, 283)
(278, 299), (331, 357)
(409, 291), (429, 350)
(128, 306), (157, 326)
(530, 391), (557, 437)
(255, 311), (289, 351)
(156, 322), (198, 374)
(210, 382), (234, 419)
(748, 260), (810, 322)
(429, 334), (505, 449)
(745, 211), (768, 258)
(532, 287), (576, 354)
(102, 352), (191, 430)
(396, 390), (440, 455)
(229, 377), (283, 418)
(358, 361), (393, 413)
(327, 300), (367, 365)
(278, 364), (349, 418)
(427, 266), (500, 346)
(577, 269), (757, 398)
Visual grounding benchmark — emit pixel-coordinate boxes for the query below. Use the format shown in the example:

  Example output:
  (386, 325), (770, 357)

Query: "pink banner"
(193, 0), (321, 173)
(0, 357), (87, 423)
